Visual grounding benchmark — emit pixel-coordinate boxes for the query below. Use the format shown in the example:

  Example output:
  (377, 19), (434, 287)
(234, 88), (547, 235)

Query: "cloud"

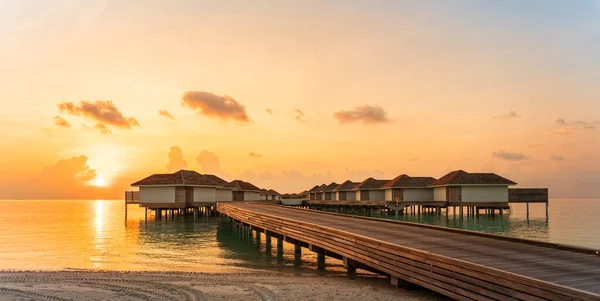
(249, 152), (262, 158)
(494, 110), (521, 119)
(181, 91), (250, 122)
(492, 151), (530, 161)
(0, 156), (99, 199)
(158, 110), (175, 120)
(167, 146), (188, 172)
(555, 118), (595, 130)
(265, 108), (273, 115)
(294, 109), (306, 123)
(94, 123), (111, 135)
(552, 128), (575, 135)
(333, 105), (390, 124)
(53, 116), (71, 128)
(196, 150), (222, 175)
(550, 155), (565, 162)
(57, 100), (140, 130)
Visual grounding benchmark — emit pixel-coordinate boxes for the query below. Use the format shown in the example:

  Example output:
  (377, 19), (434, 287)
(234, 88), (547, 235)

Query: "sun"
(95, 175), (106, 187)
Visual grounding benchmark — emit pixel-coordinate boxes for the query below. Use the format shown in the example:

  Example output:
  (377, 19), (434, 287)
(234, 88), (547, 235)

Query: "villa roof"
(267, 189), (280, 195)
(381, 174), (437, 188)
(353, 177), (390, 190)
(316, 184), (328, 192)
(131, 170), (231, 187)
(230, 180), (262, 191)
(430, 170), (517, 186)
(308, 185), (321, 193)
(323, 182), (339, 192)
(335, 180), (359, 191)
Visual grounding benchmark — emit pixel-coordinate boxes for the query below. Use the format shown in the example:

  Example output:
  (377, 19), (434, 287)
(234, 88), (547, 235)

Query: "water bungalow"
(130, 170), (233, 208)
(260, 189), (269, 201)
(382, 174), (437, 203)
(353, 178), (390, 201)
(267, 189), (281, 201)
(323, 182), (339, 201)
(229, 180), (262, 201)
(429, 170), (516, 207)
(307, 185), (320, 200)
(315, 184), (327, 200)
(333, 180), (359, 201)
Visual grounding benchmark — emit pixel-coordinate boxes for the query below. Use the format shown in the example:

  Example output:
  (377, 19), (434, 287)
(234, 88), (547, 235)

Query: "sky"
(1, 0), (599, 199)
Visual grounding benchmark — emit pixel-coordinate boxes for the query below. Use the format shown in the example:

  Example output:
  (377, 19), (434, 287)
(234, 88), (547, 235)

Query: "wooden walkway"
(217, 202), (600, 301)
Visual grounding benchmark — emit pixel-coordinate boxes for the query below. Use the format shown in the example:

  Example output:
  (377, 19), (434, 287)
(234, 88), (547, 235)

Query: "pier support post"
(344, 258), (357, 279)
(294, 243), (302, 257)
(265, 233), (272, 257)
(526, 202), (530, 221)
(390, 276), (413, 289)
(255, 230), (261, 246)
(294, 243), (302, 267)
(545, 202), (549, 220)
(317, 250), (326, 272)
(144, 208), (147, 222)
(276, 237), (284, 262)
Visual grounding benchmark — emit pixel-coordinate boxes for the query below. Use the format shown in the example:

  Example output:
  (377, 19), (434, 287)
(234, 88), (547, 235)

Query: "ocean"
(0, 199), (598, 272)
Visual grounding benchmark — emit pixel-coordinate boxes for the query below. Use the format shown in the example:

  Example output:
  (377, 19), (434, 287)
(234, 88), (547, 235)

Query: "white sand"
(0, 270), (448, 301)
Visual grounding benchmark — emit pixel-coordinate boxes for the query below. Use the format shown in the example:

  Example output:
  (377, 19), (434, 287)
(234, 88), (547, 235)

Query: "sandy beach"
(0, 270), (447, 301)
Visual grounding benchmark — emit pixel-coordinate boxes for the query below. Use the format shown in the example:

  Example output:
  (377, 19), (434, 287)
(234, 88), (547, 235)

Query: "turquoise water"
(0, 199), (598, 272)
(321, 199), (600, 249)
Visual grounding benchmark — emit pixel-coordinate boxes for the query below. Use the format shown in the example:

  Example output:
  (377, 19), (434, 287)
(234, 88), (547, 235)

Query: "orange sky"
(1, 1), (599, 199)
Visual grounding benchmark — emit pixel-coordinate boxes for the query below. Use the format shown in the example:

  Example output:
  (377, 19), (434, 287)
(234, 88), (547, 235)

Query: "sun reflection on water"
(92, 200), (105, 269)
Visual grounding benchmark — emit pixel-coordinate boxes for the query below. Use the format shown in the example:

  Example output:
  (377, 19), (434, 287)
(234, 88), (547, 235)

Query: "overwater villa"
(430, 170), (517, 206)
(267, 189), (281, 201)
(323, 182), (339, 201)
(130, 170), (234, 208)
(382, 174), (437, 203)
(314, 184), (327, 200)
(333, 180), (359, 201)
(307, 185), (320, 200)
(353, 178), (390, 201)
(230, 180), (262, 201)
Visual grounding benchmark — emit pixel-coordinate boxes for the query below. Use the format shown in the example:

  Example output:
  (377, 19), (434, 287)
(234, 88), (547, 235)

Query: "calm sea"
(0, 199), (598, 272)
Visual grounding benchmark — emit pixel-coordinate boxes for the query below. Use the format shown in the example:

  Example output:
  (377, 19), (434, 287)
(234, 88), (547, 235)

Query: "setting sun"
(95, 176), (105, 187)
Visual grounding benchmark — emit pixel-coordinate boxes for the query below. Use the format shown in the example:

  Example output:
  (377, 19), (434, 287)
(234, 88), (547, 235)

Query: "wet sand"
(0, 270), (447, 300)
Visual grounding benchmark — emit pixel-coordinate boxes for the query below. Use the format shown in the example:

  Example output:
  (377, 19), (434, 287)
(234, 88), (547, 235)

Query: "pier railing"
(508, 188), (549, 203)
(124, 191), (140, 204)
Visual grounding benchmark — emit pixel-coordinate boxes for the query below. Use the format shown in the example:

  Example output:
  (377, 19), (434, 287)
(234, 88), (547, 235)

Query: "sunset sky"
(1, 0), (599, 199)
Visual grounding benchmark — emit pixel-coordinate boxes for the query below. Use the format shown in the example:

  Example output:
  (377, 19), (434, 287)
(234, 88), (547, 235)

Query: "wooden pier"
(218, 202), (600, 301)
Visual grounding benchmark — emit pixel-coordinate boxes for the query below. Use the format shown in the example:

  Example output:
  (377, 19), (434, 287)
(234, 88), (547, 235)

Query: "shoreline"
(0, 270), (447, 300)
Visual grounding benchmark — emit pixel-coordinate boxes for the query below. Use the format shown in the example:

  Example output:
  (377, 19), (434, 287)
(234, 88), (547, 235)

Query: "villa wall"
(434, 187), (447, 202)
(368, 190), (385, 201)
(140, 187), (176, 203)
(462, 186), (508, 203)
(216, 189), (232, 202)
(244, 192), (261, 201)
(404, 188), (434, 202)
(194, 187), (216, 203)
